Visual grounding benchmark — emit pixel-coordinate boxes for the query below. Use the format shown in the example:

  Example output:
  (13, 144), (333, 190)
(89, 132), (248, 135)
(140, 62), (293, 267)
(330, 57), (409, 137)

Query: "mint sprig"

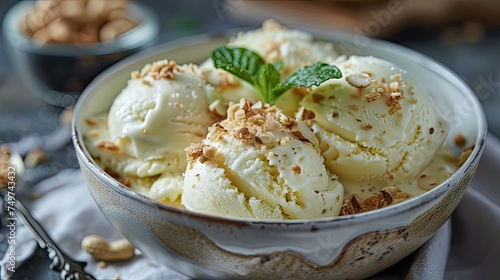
(210, 46), (342, 105)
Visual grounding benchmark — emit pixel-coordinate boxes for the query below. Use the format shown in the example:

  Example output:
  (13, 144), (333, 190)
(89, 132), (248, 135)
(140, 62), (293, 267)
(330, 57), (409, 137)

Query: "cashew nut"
(81, 235), (135, 261)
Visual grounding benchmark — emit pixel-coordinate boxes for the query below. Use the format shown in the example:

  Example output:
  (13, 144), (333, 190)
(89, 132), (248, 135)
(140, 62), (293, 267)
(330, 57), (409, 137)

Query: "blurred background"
(0, 0), (499, 278)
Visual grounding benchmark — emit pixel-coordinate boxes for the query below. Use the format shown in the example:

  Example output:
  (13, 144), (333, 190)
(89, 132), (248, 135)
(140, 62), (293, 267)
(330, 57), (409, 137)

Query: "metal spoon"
(1, 145), (95, 280)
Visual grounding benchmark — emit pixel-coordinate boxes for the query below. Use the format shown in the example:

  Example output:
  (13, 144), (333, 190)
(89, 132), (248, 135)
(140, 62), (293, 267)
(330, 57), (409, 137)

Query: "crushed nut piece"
(457, 146), (473, 166)
(97, 141), (120, 152)
(417, 174), (438, 191)
(453, 133), (466, 146)
(340, 186), (410, 215)
(390, 73), (402, 81)
(85, 119), (98, 126)
(346, 73), (371, 88)
(361, 124), (373, 130)
(312, 94), (325, 104)
(389, 82), (399, 92)
(202, 146), (218, 162)
(186, 143), (204, 165)
(299, 108), (315, 120)
(208, 100), (226, 118)
(364, 91), (382, 102)
(292, 165), (301, 175)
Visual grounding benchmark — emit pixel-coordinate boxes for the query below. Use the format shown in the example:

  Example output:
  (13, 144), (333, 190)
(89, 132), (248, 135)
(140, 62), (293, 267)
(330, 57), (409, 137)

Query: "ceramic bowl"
(2, 1), (159, 108)
(72, 30), (487, 279)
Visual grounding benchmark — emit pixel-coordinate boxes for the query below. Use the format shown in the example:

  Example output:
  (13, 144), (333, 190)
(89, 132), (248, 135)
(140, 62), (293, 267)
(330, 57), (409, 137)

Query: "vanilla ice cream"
(83, 60), (218, 203)
(107, 60), (218, 176)
(200, 20), (340, 116)
(299, 56), (448, 185)
(182, 99), (344, 219)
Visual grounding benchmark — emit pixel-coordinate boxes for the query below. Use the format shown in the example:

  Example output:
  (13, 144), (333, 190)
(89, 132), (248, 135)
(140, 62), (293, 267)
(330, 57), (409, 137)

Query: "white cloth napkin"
(2, 135), (500, 279)
(1, 169), (187, 280)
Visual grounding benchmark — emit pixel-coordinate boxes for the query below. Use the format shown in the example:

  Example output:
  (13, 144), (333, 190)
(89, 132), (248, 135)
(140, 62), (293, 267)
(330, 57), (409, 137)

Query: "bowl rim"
(72, 29), (488, 226)
(2, 1), (160, 56)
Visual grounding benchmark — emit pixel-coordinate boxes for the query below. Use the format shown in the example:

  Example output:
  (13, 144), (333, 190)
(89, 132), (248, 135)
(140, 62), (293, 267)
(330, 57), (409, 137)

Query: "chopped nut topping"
(361, 124), (373, 130)
(234, 127), (253, 140)
(97, 141), (119, 152)
(186, 143), (205, 165)
(346, 73), (371, 88)
(293, 87), (309, 96)
(202, 146), (218, 163)
(390, 73), (402, 81)
(340, 186), (410, 215)
(131, 71), (140, 79)
(292, 165), (301, 175)
(255, 132), (275, 144)
(457, 146), (473, 166)
(453, 133), (466, 146)
(265, 113), (282, 131)
(348, 104), (359, 111)
(388, 103), (402, 115)
(312, 94), (325, 104)
(85, 119), (98, 126)
(389, 82), (399, 92)
(429, 127), (435, 134)
(388, 91), (402, 102)
(208, 100), (227, 118)
(298, 107), (315, 120)
(364, 91), (382, 102)
(200, 67), (222, 86)
(332, 112), (339, 118)
(132, 60), (181, 80)
(290, 120), (319, 146)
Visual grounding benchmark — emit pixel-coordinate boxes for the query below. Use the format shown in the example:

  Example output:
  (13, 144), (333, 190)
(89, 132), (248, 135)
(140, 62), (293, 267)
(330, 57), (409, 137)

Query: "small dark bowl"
(2, 1), (160, 108)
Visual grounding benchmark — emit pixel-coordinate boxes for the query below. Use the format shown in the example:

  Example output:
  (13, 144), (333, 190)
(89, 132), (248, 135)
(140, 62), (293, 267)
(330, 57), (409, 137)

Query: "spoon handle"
(4, 191), (96, 280)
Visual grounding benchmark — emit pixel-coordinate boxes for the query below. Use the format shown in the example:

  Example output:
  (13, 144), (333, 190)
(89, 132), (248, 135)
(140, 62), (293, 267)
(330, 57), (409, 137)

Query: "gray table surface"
(1, 0), (499, 279)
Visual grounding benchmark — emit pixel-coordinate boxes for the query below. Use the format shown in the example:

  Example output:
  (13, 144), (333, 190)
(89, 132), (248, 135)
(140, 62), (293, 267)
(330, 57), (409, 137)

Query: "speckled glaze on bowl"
(3, 1), (159, 108)
(72, 30), (487, 279)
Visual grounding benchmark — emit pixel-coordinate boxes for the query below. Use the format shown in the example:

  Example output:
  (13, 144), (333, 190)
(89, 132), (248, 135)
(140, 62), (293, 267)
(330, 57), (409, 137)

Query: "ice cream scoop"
(199, 20), (340, 116)
(107, 60), (218, 177)
(299, 56), (448, 184)
(182, 99), (344, 219)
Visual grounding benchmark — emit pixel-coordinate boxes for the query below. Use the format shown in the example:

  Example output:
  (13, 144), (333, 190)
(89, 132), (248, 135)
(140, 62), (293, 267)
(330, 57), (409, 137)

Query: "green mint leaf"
(256, 63), (281, 105)
(272, 62), (342, 97)
(210, 46), (265, 85)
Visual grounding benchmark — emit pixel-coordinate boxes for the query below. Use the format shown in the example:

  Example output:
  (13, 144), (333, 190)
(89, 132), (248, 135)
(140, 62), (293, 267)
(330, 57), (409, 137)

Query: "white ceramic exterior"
(72, 31), (487, 279)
